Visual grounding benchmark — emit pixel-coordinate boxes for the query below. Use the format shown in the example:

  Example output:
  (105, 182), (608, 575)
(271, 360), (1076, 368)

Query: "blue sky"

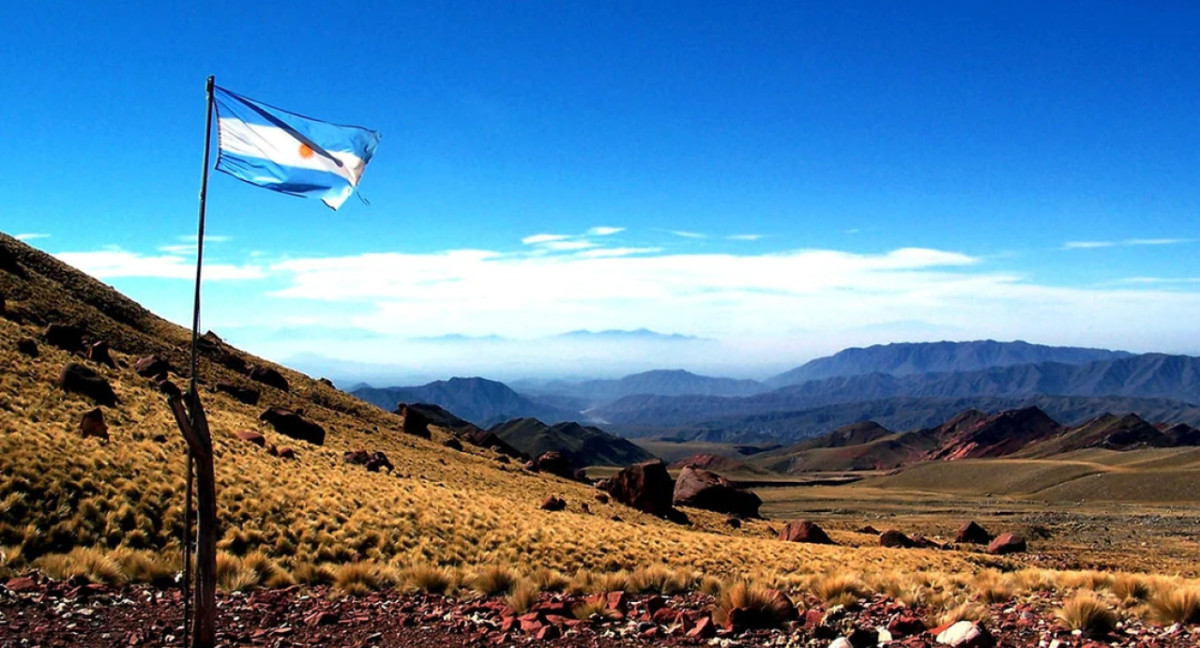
(4, 2), (1200, 381)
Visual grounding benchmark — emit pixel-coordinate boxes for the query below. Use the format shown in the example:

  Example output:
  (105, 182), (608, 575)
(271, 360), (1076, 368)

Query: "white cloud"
(670, 230), (707, 239)
(540, 240), (596, 252)
(1116, 276), (1200, 285)
(14, 233), (50, 241)
(55, 250), (265, 281)
(522, 233), (570, 245)
(576, 247), (663, 258)
(587, 226), (625, 236)
(1064, 240), (1114, 249)
(1125, 238), (1193, 246)
(726, 234), (763, 241)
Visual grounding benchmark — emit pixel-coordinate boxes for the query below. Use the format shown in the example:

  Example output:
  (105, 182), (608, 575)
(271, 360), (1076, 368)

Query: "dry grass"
(711, 580), (796, 629)
(1057, 591), (1118, 636)
(937, 602), (992, 627)
(332, 560), (395, 597)
(470, 565), (519, 596)
(1148, 586), (1200, 625)
(505, 579), (541, 613)
(572, 597), (622, 622)
(400, 564), (458, 594)
(813, 572), (869, 606)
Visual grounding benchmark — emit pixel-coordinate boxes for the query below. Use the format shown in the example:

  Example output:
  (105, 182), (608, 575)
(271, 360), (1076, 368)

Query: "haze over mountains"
(351, 340), (1200, 446)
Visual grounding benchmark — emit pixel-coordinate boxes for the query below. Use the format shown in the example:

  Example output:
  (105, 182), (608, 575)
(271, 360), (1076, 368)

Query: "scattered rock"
(846, 627), (879, 648)
(987, 533), (1026, 555)
(318, 378), (335, 388)
(235, 430), (266, 447)
(672, 466), (762, 518)
(779, 519), (835, 545)
(42, 323), (84, 352)
(133, 355), (170, 378)
(594, 492), (609, 504)
(888, 615), (926, 637)
(599, 459), (677, 518)
(400, 405), (432, 438)
(879, 529), (916, 548)
(79, 407), (109, 441)
(246, 365), (289, 392)
(725, 516), (742, 529)
(935, 620), (994, 647)
(268, 445), (297, 460)
(540, 496), (567, 511)
(442, 438), (463, 451)
(957, 521), (992, 545)
(828, 638), (853, 648)
(197, 331), (247, 373)
(216, 382), (260, 405)
(344, 449), (371, 465)
(16, 337), (38, 357)
(87, 341), (116, 368)
(531, 451), (574, 480)
(259, 407), (325, 445)
(366, 452), (393, 472)
(59, 363), (117, 406)
(855, 525), (880, 535)
(152, 434), (169, 444)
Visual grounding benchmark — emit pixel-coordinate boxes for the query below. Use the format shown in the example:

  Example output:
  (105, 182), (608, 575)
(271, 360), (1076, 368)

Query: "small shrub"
(938, 602), (991, 627)
(1110, 574), (1152, 606)
(572, 597), (622, 622)
(505, 579), (541, 613)
(1058, 592), (1118, 637)
(1148, 586), (1200, 625)
(333, 561), (394, 596)
(35, 547), (126, 585)
(530, 567), (568, 592)
(403, 564), (457, 594)
(814, 572), (868, 605)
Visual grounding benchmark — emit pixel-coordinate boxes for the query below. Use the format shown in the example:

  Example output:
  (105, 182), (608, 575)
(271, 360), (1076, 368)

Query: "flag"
(212, 86), (381, 210)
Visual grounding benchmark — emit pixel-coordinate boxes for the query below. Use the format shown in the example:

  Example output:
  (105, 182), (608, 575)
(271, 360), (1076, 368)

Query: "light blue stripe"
(215, 152), (352, 203)
(213, 86), (381, 159)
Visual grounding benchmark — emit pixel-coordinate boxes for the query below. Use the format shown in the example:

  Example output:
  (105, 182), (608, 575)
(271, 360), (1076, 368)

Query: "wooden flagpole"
(179, 74), (216, 648)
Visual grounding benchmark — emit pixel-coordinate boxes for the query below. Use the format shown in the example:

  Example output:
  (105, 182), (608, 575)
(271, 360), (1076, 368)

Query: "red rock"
(672, 465), (762, 518)
(888, 615), (927, 637)
(540, 496), (567, 511)
(535, 624), (560, 640)
(956, 521), (991, 544)
(880, 529), (916, 548)
(598, 459), (676, 517)
(4, 576), (37, 592)
(88, 340), (116, 368)
(606, 591), (627, 611)
(652, 607), (679, 624)
(643, 595), (666, 616)
(987, 533), (1026, 555)
(779, 519), (836, 544)
(79, 407), (109, 441)
(687, 616), (715, 638)
(259, 407), (325, 445)
(236, 430), (265, 447)
(303, 610), (339, 626)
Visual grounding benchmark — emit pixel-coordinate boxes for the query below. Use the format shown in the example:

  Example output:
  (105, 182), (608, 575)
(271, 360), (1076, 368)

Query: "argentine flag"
(213, 86), (381, 210)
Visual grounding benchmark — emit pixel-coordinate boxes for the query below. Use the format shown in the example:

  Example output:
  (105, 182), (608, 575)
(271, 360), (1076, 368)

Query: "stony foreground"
(1, 576), (1198, 648)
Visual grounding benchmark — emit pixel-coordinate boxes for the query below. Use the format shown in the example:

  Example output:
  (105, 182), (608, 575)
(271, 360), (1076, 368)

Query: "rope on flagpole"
(184, 74), (215, 648)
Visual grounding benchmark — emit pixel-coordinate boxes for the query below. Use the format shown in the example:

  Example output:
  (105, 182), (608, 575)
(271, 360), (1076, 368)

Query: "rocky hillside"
(353, 376), (578, 427)
(486, 418), (653, 468)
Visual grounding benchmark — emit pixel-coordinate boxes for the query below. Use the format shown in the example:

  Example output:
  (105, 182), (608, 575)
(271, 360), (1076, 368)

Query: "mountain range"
(352, 377), (576, 427)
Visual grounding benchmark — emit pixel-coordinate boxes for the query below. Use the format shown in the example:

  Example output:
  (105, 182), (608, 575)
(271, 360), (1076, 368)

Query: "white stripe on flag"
(217, 118), (367, 186)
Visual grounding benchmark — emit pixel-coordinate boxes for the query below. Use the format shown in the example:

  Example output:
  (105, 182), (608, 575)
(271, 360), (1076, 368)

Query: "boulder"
(59, 363), (117, 406)
(725, 517), (742, 529)
(598, 459), (676, 517)
(887, 615), (927, 637)
(16, 338), (38, 357)
(197, 332), (248, 373)
(366, 451), (393, 472)
(935, 620), (994, 647)
(442, 438), (463, 451)
(258, 407), (325, 445)
(79, 408), (109, 441)
(672, 466), (762, 518)
(235, 430), (266, 447)
(268, 445), (297, 460)
(216, 382), (260, 405)
(956, 521), (991, 545)
(531, 451), (574, 480)
(318, 378), (335, 388)
(246, 365), (289, 391)
(594, 492), (609, 504)
(42, 324), (85, 352)
(779, 519), (835, 545)
(400, 405), (432, 438)
(133, 355), (170, 378)
(540, 496), (567, 511)
(344, 449), (370, 465)
(723, 589), (796, 631)
(879, 529), (916, 548)
(87, 341), (116, 368)
(855, 525), (880, 535)
(986, 533), (1026, 555)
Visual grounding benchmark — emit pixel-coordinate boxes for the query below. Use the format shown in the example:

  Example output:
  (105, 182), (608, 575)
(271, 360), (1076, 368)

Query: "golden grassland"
(3, 232), (1200, 631)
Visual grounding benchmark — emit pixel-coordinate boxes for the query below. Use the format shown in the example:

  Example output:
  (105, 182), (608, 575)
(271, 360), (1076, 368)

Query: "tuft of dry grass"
(1109, 574), (1152, 607)
(401, 564), (458, 594)
(1057, 592), (1118, 636)
(505, 579), (541, 613)
(529, 567), (568, 592)
(1148, 586), (1200, 625)
(938, 602), (992, 627)
(813, 572), (869, 606)
(711, 580), (797, 629)
(572, 597), (622, 622)
(471, 565), (518, 596)
(34, 546), (126, 585)
(974, 570), (1015, 605)
(332, 560), (395, 597)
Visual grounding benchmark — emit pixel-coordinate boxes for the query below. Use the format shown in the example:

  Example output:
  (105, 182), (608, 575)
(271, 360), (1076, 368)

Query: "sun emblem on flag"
(298, 143), (314, 159)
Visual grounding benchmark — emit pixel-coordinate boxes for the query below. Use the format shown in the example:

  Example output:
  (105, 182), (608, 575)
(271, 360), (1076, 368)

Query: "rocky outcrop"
(778, 520), (835, 545)
(986, 533), (1026, 555)
(133, 355), (170, 378)
(42, 324), (84, 352)
(216, 382), (260, 405)
(956, 521), (991, 544)
(59, 363), (117, 406)
(672, 466), (762, 518)
(259, 407), (325, 445)
(531, 451), (574, 480)
(598, 459), (676, 517)
(247, 365), (289, 392)
(79, 408), (109, 441)
(879, 529), (915, 548)
(399, 405), (432, 438)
